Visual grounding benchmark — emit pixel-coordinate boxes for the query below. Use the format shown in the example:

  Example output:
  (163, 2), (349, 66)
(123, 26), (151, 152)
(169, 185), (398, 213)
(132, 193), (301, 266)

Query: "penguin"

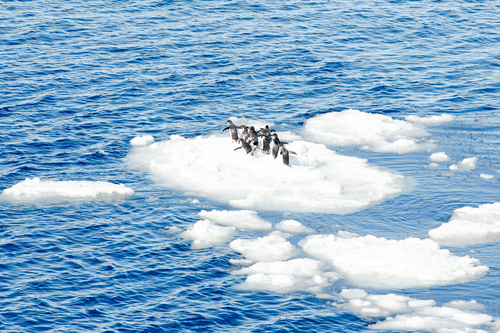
(258, 125), (275, 137)
(279, 143), (297, 167)
(223, 120), (238, 142)
(239, 125), (250, 143)
(271, 133), (288, 159)
(256, 133), (271, 154)
(248, 126), (258, 142)
(234, 138), (256, 155)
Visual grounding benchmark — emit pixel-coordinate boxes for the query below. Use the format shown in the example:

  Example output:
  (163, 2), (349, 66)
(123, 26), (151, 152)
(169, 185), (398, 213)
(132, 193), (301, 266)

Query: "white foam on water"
(405, 114), (455, 125)
(430, 152), (450, 162)
(275, 220), (314, 233)
(181, 219), (237, 249)
(459, 157), (478, 170)
(125, 132), (406, 213)
(198, 210), (272, 230)
(480, 174), (494, 180)
(130, 135), (154, 147)
(229, 234), (295, 261)
(429, 203), (500, 246)
(0, 177), (135, 202)
(302, 109), (435, 154)
(301, 234), (488, 289)
(339, 289), (495, 332)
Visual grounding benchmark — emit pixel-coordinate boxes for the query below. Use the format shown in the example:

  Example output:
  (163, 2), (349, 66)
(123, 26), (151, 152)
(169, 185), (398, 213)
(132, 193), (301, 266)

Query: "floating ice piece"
(429, 203), (500, 246)
(405, 114), (455, 125)
(198, 210), (272, 230)
(125, 134), (406, 214)
(480, 174), (493, 179)
(302, 109), (435, 154)
(428, 163), (439, 168)
(340, 289), (436, 318)
(233, 259), (330, 293)
(458, 157), (478, 170)
(449, 164), (459, 173)
(339, 289), (495, 332)
(181, 219), (237, 249)
(130, 135), (154, 147)
(229, 235), (295, 261)
(370, 306), (493, 331)
(430, 152), (450, 162)
(0, 178), (134, 202)
(275, 220), (313, 233)
(301, 234), (488, 289)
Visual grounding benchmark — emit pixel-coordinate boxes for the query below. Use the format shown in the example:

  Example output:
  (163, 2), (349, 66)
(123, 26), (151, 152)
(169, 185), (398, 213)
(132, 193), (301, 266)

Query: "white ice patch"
(125, 133), (406, 214)
(458, 157), (478, 170)
(339, 289), (494, 332)
(449, 164), (459, 173)
(181, 219), (237, 249)
(429, 203), (500, 246)
(428, 163), (440, 168)
(302, 109), (435, 154)
(198, 210), (272, 230)
(130, 135), (154, 147)
(480, 174), (493, 180)
(233, 259), (331, 293)
(229, 235), (295, 261)
(430, 152), (450, 162)
(405, 114), (455, 125)
(301, 234), (488, 289)
(275, 220), (314, 233)
(0, 178), (134, 202)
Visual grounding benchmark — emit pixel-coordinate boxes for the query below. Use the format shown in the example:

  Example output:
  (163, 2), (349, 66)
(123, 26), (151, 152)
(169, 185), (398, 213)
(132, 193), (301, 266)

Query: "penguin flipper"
(223, 127), (229, 132)
(290, 151), (297, 155)
(234, 147), (242, 151)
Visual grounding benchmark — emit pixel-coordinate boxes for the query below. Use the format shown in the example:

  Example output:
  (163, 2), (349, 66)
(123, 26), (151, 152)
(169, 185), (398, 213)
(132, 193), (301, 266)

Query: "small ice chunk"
(130, 135), (154, 147)
(147, 196), (158, 202)
(198, 210), (272, 230)
(430, 152), (450, 162)
(458, 157), (478, 170)
(429, 202), (500, 246)
(166, 226), (182, 233)
(340, 289), (368, 299)
(275, 220), (313, 233)
(0, 178), (134, 202)
(405, 114), (455, 125)
(449, 164), (459, 173)
(268, 230), (293, 238)
(233, 258), (322, 277)
(229, 235), (295, 261)
(480, 174), (493, 179)
(181, 220), (236, 249)
(428, 163), (439, 168)
(191, 199), (200, 204)
(302, 234), (488, 289)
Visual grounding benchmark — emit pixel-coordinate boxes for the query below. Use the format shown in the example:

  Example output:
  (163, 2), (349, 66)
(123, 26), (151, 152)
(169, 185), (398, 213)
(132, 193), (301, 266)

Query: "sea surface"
(1, 0), (500, 331)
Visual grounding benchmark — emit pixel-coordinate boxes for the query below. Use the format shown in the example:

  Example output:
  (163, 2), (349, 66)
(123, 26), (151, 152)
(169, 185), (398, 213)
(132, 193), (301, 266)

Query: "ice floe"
(300, 234), (488, 289)
(405, 114), (455, 125)
(229, 234), (295, 261)
(429, 203), (500, 246)
(338, 289), (495, 332)
(125, 132), (405, 213)
(0, 177), (134, 202)
(130, 135), (154, 147)
(430, 152), (450, 162)
(302, 109), (435, 153)
(198, 209), (272, 230)
(181, 219), (237, 249)
(275, 219), (314, 233)
(480, 174), (493, 180)
(458, 157), (478, 170)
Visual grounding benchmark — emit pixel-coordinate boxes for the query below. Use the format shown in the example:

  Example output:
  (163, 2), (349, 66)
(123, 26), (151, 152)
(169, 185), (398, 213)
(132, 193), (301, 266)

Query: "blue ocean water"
(1, 0), (500, 331)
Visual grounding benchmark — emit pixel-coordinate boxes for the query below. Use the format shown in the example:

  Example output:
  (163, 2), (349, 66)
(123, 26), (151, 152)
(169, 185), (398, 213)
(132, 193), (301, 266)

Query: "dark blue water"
(2, 0), (500, 331)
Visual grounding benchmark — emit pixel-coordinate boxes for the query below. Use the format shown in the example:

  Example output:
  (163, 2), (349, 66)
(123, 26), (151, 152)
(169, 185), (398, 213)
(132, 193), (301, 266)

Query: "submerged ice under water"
(2, 0), (500, 331)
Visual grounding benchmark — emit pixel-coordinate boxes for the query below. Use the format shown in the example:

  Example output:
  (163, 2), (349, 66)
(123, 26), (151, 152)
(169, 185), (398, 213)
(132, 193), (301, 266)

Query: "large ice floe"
(429, 203), (500, 246)
(125, 123), (406, 214)
(300, 234), (488, 289)
(302, 109), (452, 153)
(0, 177), (135, 202)
(339, 289), (496, 332)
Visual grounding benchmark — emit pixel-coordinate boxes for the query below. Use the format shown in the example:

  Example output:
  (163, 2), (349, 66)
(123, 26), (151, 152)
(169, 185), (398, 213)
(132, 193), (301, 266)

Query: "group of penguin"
(223, 119), (296, 167)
